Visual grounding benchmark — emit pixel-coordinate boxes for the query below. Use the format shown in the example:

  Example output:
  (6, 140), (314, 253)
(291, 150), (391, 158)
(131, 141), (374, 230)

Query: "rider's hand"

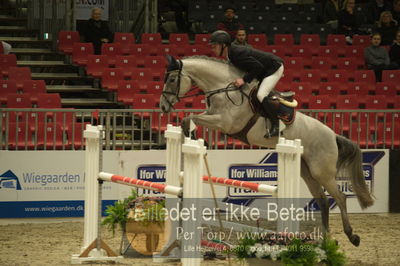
(234, 78), (245, 87)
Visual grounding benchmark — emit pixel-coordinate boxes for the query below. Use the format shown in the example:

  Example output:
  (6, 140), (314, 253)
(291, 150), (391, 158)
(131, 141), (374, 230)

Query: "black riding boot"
(261, 97), (280, 138)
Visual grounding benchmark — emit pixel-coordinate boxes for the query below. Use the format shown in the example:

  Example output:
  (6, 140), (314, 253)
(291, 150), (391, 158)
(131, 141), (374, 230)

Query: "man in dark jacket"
(216, 8), (244, 41)
(209, 30), (285, 138)
(83, 8), (114, 54)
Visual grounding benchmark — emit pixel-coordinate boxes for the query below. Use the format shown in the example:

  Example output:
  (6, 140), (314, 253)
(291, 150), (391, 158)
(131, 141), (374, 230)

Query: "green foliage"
(321, 238), (346, 266)
(102, 189), (138, 235)
(280, 239), (318, 266)
(230, 233), (258, 259)
(102, 189), (166, 235)
(102, 199), (129, 236)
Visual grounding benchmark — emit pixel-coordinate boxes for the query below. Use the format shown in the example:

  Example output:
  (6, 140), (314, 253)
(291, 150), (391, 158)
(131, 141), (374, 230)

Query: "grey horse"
(160, 55), (374, 246)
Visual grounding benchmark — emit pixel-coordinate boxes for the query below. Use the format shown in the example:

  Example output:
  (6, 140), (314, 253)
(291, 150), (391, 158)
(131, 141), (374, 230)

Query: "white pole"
(82, 125), (103, 250)
(181, 137), (206, 266)
(276, 137), (303, 233)
(153, 124), (183, 261)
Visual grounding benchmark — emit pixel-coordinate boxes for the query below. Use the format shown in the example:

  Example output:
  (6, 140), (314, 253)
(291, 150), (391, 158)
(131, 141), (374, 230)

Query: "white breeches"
(256, 64), (284, 102)
(2, 41), (12, 54)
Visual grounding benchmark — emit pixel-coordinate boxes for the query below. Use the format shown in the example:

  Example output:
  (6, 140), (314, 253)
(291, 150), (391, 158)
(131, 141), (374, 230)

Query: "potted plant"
(230, 232), (346, 266)
(102, 189), (166, 254)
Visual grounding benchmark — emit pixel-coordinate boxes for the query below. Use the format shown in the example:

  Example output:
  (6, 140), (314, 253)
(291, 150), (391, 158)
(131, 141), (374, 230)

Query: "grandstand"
(0, 0), (399, 150)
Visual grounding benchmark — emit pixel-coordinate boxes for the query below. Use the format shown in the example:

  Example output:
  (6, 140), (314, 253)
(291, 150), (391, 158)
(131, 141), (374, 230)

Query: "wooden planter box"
(125, 219), (165, 255)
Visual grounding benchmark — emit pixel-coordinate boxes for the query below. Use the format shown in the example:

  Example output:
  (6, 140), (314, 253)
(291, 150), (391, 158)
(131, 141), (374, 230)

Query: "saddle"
(249, 87), (297, 125)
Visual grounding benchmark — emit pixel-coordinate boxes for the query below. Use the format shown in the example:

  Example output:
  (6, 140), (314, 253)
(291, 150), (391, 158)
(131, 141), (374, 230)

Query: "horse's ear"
(166, 54), (180, 71)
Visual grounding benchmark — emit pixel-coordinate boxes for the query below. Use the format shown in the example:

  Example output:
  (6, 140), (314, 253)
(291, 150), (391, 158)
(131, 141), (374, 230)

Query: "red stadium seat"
(382, 70), (400, 82)
(101, 43), (123, 66)
(354, 70), (375, 83)
(348, 122), (371, 148)
(146, 81), (164, 95)
(4, 122), (34, 150)
(129, 44), (150, 56)
(300, 34), (320, 46)
(375, 82), (398, 96)
(131, 94), (157, 117)
(35, 122), (64, 150)
(130, 68), (154, 81)
(101, 68), (124, 91)
(113, 32), (135, 54)
(141, 33), (162, 44)
(352, 35), (370, 47)
(308, 95), (335, 122)
(326, 69), (352, 82)
(379, 123), (400, 148)
(115, 55), (138, 78)
(0, 54), (17, 77)
(86, 55), (110, 78)
(6, 93), (32, 108)
(318, 82), (343, 95)
(285, 57), (306, 70)
(143, 55), (167, 69)
(184, 45), (209, 56)
(67, 122), (88, 150)
(298, 69), (322, 83)
(57, 31), (80, 54)
(317, 45), (339, 58)
(310, 56), (334, 70)
(291, 45), (313, 58)
(194, 34), (210, 45)
(274, 34), (294, 45)
(327, 34), (346, 46)
(21, 80), (47, 104)
(248, 34), (268, 46)
(346, 82), (373, 95)
(72, 43), (94, 66)
(117, 87), (135, 105)
(169, 33), (189, 45)
(344, 45), (365, 58)
(336, 57), (362, 70)
(8, 67), (32, 85)
(37, 93), (61, 108)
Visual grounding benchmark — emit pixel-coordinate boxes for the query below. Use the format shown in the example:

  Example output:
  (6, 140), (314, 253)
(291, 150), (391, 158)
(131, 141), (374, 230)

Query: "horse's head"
(160, 55), (193, 113)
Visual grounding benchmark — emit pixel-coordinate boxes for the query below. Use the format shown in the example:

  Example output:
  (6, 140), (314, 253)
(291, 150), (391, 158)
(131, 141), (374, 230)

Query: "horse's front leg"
(181, 112), (223, 137)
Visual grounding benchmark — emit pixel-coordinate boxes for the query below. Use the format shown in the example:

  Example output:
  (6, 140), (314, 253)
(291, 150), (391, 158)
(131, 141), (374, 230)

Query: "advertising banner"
(0, 149), (389, 218)
(74, 0), (109, 20)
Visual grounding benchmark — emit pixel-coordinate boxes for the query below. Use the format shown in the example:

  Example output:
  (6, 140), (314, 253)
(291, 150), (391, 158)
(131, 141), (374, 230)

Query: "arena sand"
(0, 213), (399, 266)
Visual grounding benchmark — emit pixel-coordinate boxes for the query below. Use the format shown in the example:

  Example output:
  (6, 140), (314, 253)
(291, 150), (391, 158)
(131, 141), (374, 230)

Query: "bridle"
(162, 59), (250, 110)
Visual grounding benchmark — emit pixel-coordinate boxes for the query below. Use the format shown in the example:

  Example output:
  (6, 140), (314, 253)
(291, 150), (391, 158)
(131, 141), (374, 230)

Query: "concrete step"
(31, 72), (84, 79)
(61, 98), (117, 107)
(47, 85), (100, 93)
(18, 60), (67, 67)
(11, 48), (54, 54)
(0, 36), (38, 41)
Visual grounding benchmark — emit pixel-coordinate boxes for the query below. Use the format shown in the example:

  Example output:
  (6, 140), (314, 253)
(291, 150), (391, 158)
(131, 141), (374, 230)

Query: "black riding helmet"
(209, 30), (231, 45)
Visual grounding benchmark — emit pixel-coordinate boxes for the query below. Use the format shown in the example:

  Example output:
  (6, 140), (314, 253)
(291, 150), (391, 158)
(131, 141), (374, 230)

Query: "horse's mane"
(182, 55), (232, 66)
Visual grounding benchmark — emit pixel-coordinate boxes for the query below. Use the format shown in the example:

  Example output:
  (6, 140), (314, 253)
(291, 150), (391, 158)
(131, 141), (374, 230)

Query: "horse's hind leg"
(322, 178), (360, 246)
(301, 159), (330, 234)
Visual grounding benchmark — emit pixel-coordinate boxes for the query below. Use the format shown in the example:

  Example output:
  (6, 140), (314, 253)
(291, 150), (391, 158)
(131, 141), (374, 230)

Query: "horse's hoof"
(350, 234), (360, 246)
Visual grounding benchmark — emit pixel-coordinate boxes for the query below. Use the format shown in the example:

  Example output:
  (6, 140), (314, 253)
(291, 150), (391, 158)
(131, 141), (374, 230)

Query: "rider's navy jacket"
(228, 44), (283, 83)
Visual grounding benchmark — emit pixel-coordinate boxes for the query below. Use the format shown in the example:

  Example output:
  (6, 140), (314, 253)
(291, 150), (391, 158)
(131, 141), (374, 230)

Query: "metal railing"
(22, 0), (158, 47)
(0, 108), (399, 151)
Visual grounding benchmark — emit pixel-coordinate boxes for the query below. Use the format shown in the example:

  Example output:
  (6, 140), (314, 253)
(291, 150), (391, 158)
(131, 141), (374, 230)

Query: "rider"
(209, 30), (285, 138)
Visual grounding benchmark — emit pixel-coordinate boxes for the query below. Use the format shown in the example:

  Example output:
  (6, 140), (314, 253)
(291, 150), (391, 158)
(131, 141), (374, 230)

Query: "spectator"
(389, 30), (400, 66)
(338, 0), (361, 42)
(364, 32), (398, 81)
(232, 29), (252, 47)
(366, 0), (392, 24)
(392, 0), (400, 24)
(1, 41), (12, 54)
(323, 0), (340, 29)
(374, 11), (399, 45)
(82, 8), (113, 54)
(217, 7), (244, 41)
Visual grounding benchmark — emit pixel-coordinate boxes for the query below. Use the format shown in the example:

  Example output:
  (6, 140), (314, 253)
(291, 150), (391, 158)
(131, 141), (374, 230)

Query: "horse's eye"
(170, 78), (175, 82)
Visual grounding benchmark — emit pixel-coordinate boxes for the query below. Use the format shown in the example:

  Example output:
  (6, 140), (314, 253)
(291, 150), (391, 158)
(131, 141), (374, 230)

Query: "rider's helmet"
(209, 30), (231, 45)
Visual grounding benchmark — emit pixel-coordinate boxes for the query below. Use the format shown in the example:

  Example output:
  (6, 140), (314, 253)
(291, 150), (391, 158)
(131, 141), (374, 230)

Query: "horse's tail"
(336, 135), (374, 209)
